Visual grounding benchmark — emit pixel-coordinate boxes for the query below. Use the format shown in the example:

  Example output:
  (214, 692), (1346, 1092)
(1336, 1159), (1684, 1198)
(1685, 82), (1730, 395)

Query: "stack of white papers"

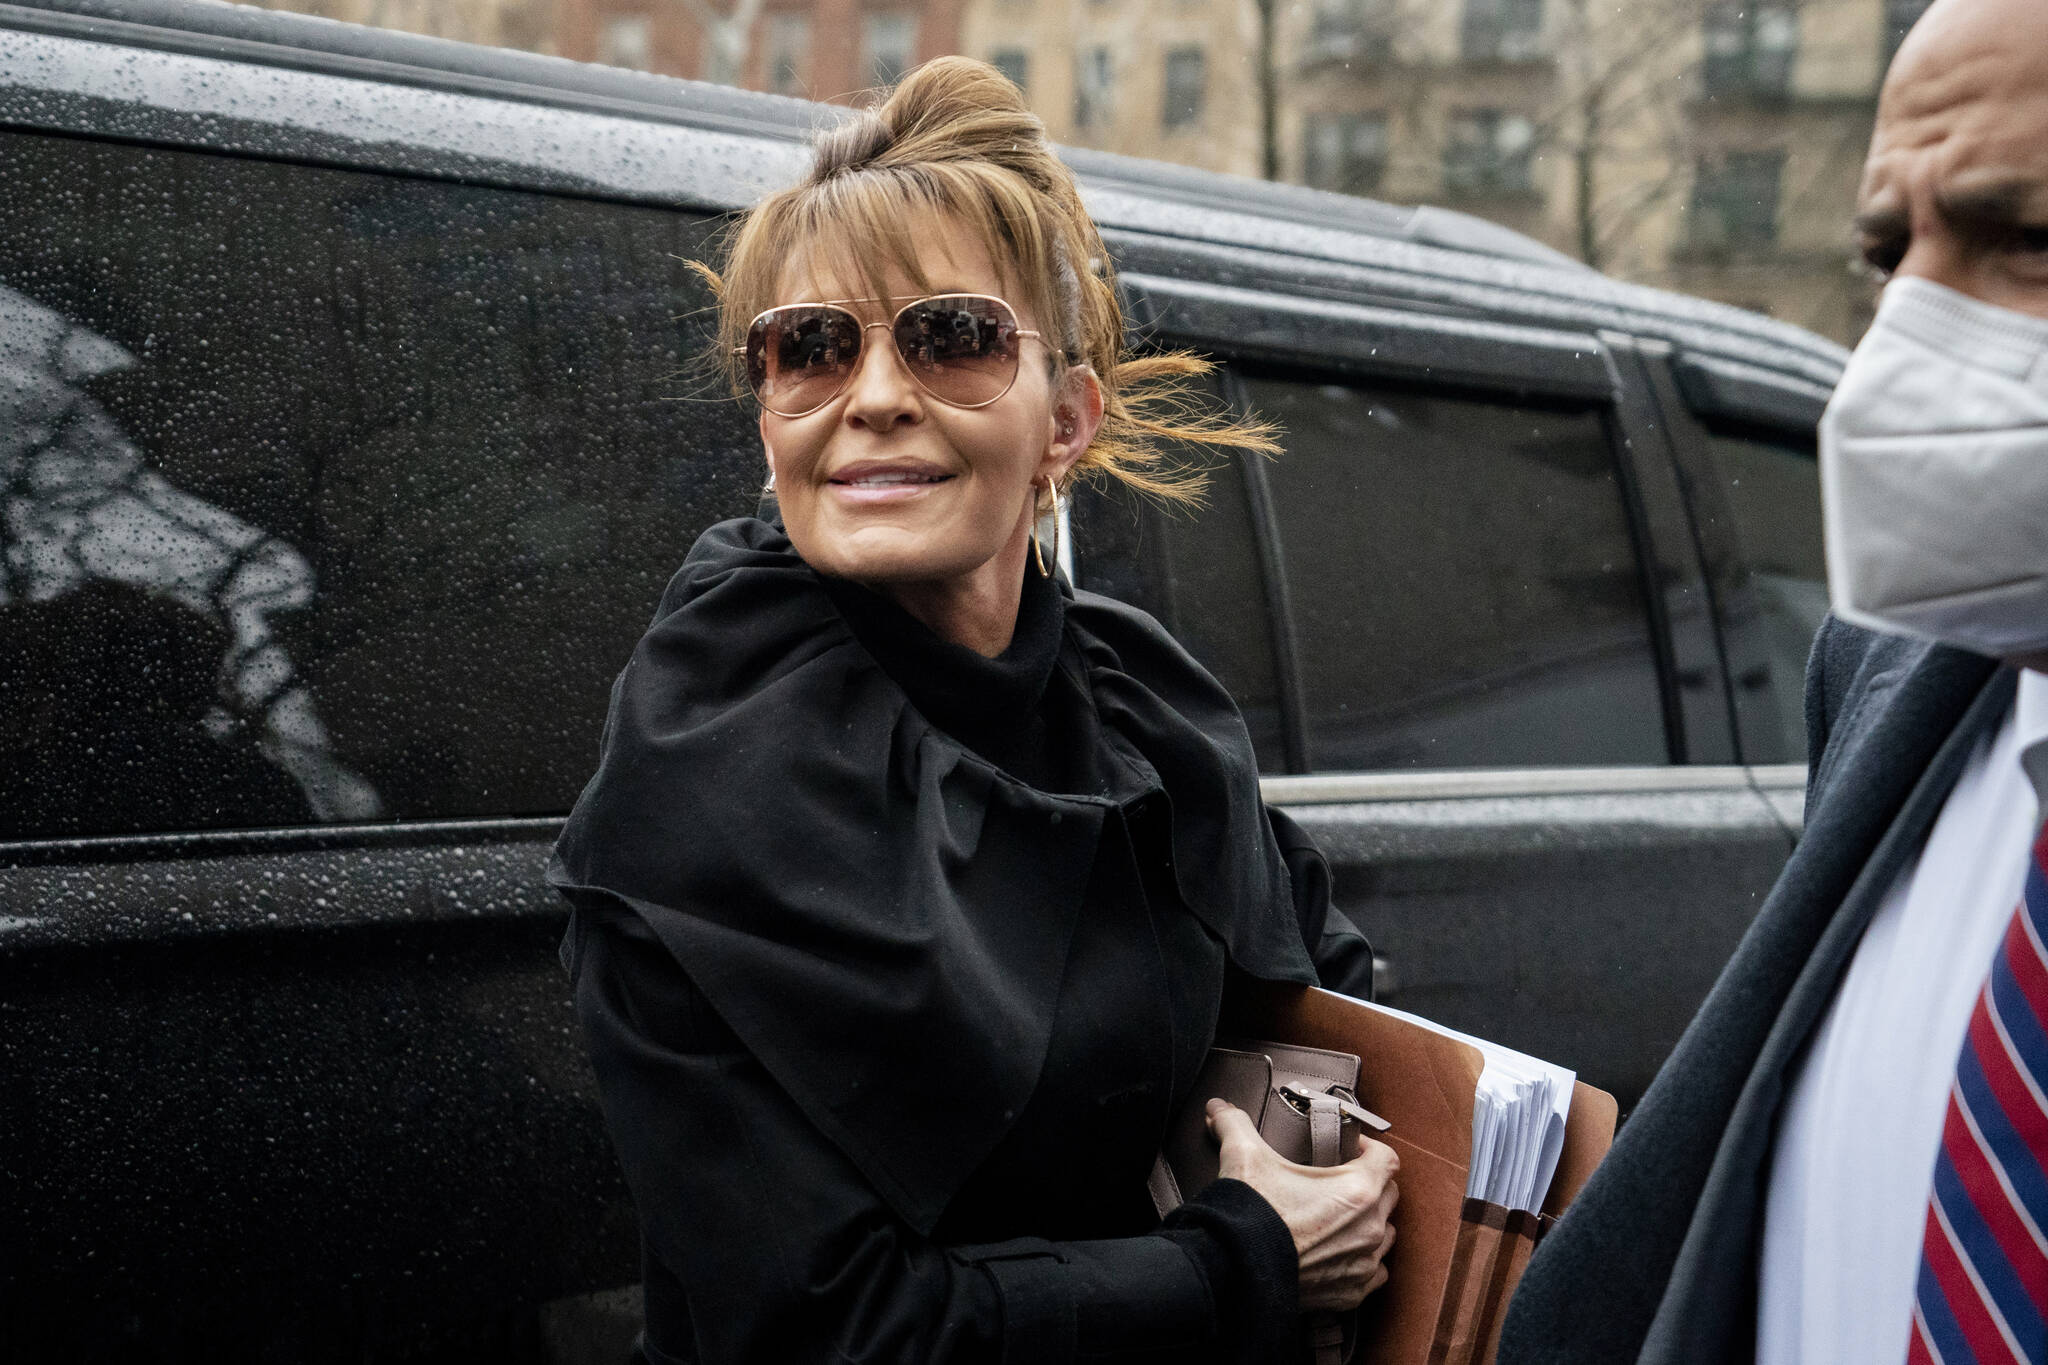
(1355, 998), (1577, 1213)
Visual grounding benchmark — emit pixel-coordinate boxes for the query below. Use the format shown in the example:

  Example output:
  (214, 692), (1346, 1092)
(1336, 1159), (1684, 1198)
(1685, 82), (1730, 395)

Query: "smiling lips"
(829, 464), (955, 502)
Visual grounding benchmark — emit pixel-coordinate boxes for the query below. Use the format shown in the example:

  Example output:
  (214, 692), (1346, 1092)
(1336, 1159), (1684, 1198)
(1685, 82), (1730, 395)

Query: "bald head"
(1884, 0), (2048, 124)
(1855, 0), (2048, 317)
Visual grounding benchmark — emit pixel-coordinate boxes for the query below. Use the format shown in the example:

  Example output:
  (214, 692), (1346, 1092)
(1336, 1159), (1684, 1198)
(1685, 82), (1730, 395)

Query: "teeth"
(845, 473), (943, 487)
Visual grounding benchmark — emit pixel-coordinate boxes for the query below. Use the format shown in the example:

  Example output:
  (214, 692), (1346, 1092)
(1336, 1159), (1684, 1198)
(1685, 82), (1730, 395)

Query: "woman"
(551, 57), (1399, 1365)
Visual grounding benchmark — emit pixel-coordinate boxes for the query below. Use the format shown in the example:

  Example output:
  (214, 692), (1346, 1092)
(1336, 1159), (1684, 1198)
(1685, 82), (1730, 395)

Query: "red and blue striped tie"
(1909, 823), (2048, 1363)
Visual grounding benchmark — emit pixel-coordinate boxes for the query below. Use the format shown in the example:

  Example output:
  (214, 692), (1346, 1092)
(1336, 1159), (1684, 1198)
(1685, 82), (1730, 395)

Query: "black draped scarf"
(550, 517), (1317, 1233)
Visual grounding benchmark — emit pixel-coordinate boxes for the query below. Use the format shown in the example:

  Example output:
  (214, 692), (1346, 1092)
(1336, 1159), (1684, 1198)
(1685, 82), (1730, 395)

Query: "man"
(1500, 0), (2048, 1359)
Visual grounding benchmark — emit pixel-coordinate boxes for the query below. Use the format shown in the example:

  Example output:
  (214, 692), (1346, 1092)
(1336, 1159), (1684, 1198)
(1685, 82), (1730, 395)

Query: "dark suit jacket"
(1499, 617), (2014, 1365)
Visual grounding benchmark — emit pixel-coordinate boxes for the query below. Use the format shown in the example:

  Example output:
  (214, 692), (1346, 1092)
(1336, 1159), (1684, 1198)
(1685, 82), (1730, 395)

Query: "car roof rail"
(1057, 147), (1588, 271)
(11, 0), (1588, 273)
(0, 0), (829, 139)
(3, 0), (1854, 394)
(1670, 352), (1835, 436)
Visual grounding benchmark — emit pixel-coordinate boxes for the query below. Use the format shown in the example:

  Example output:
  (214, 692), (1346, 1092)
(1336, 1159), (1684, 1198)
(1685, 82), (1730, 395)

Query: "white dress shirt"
(1757, 669), (2048, 1364)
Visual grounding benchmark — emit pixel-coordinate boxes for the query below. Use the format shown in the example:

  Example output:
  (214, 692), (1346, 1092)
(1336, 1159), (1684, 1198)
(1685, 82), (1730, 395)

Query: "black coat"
(552, 518), (1376, 1364)
(1498, 618), (2011, 1364)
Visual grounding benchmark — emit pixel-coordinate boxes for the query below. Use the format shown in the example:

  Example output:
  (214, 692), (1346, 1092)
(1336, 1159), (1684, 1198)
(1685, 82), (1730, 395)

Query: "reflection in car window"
(1240, 371), (1666, 770)
(1703, 432), (1827, 764)
(1071, 446), (1287, 770)
(0, 129), (759, 839)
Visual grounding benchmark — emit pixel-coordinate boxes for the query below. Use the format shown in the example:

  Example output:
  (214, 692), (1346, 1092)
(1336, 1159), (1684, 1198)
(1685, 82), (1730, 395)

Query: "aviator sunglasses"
(739, 293), (1053, 418)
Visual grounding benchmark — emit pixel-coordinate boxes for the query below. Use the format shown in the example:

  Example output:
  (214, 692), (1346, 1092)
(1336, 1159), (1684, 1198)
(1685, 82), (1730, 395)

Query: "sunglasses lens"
(893, 296), (1023, 406)
(747, 307), (862, 415)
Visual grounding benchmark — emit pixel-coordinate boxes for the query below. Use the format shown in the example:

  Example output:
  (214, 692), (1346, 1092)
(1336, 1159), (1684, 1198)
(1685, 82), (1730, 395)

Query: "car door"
(0, 14), (779, 1350)
(1654, 344), (1832, 814)
(1072, 271), (1801, 1114)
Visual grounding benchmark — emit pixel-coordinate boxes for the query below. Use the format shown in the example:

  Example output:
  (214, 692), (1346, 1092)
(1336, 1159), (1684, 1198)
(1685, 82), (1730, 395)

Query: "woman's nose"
(842, 322), (920, 430)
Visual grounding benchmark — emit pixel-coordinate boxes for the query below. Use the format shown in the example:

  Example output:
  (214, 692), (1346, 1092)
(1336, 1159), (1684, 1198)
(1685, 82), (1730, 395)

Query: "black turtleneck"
(819, 563), (1098, 795)
(823, 563), (1303, 1359)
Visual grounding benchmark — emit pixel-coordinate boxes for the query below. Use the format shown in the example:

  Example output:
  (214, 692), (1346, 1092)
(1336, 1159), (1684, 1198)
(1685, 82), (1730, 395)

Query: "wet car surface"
(0, 0), (1842, 1354)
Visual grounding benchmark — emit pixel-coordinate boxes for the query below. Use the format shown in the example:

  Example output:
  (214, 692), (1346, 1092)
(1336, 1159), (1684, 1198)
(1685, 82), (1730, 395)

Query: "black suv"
(0, 0), (1844, 1354)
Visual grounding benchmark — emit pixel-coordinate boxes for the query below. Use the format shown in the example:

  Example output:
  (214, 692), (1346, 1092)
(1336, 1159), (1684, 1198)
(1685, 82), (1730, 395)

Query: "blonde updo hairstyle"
(701, 56), (1277, 505)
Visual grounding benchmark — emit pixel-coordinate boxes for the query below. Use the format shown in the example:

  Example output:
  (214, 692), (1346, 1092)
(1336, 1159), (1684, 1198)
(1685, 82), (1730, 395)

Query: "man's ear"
(1044, 364), (1107, 485)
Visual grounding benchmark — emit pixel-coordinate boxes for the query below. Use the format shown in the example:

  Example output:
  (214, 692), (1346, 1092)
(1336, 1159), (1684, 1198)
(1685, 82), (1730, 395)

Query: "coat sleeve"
(1265, 806), (1376, 1000)
(1312, 904), (1378, 1002)
(567, 907), (1300, 1365)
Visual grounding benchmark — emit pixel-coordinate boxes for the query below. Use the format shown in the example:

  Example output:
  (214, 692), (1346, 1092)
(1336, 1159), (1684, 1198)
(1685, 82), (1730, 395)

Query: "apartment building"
(957, 0), (1265, 178)
(254, 0), (960, 99)
(248, 0), (1932, 345)
(551, 0), (961, 97)
(953, 0), (1928, 344)
(1668, 0), (1925, 342)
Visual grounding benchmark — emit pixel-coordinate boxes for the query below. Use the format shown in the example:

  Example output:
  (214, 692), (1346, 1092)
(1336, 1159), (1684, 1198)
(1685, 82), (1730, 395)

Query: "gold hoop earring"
(1032, 481), (1063, 579)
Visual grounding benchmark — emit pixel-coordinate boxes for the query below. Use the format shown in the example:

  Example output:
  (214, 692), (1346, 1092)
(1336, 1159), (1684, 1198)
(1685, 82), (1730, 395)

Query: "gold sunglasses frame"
(736, 293), (1049, 418)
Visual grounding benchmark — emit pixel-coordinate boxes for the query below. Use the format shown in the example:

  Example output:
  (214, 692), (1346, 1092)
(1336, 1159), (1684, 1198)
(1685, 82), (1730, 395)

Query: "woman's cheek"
(762, 421), (825, 489)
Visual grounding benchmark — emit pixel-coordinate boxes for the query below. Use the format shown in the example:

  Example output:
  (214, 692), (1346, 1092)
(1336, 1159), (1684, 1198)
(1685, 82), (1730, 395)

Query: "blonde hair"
(697, 56), (1277, 504)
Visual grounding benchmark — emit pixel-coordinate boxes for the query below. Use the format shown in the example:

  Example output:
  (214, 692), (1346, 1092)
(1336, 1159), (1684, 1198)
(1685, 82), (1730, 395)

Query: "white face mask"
(1820, 276), (2048, 658)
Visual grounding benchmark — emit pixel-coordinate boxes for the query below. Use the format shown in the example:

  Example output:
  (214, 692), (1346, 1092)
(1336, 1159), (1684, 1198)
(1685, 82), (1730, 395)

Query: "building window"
(1883, 0), (1933, 61)
(1462, 0), (1544, 62)
(1075, 46), (1115, 129)
(1443, 109), (1535, 196)
(1302, 112), (1388, 195)
(597, 14), (653, 71)
(1163, 46), (1206, 130)
(1690, 149), (1786, 249)
(766, 14), (811, 97)
(990, 47), (1030, 93)
(863, 12), (917, 88)
(1302, 0), (1393, 68)
(1702, 2), (1799, 98)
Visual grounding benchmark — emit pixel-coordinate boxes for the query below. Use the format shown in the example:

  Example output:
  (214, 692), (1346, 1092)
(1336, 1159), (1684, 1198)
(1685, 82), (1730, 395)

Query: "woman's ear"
(1044, 364), (1106, 486)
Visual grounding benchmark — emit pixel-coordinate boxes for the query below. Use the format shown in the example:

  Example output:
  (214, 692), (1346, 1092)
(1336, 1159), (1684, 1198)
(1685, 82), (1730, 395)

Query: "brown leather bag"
(1148, 1040), (1389, 1365)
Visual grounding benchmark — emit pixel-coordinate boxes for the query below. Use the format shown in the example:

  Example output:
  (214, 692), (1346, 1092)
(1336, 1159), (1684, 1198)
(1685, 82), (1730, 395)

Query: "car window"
(1070, 446), (1288, 770)
(1700, 430), (1827, 765)
(1238, 370), (1667, 770)
(0, 128), (759, 840)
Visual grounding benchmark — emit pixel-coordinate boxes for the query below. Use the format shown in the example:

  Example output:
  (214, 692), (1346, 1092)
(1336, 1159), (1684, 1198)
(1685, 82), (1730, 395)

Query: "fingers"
(1347, 1129), (1399, 1164)
(1331, 1223), (1396, 1308)
(1204, 1098), (1267, 1179)
(1204, 1097), (1257, 1143)
(1206, 1102), (1403, 1313)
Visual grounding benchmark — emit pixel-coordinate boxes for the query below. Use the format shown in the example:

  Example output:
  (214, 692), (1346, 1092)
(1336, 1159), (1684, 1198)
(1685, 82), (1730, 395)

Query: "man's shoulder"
(1807, 617), (1981, 729)
(1809, 614), (1935, 689)
(1805, 615), (2003, 809)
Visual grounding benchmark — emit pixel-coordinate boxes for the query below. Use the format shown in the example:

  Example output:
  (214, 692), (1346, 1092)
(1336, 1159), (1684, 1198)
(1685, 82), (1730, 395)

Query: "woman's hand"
(1205, 1097), (1400, 1312)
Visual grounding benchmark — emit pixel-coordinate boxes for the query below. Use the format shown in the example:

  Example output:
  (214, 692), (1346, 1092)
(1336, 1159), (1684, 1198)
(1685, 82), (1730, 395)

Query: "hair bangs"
(698, 55), (1281, 503)
(729, 165), (1067, 363)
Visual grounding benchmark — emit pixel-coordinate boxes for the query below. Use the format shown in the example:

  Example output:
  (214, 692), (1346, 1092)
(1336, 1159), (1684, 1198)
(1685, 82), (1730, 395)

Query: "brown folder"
(1225, 984), (1618, 1365)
